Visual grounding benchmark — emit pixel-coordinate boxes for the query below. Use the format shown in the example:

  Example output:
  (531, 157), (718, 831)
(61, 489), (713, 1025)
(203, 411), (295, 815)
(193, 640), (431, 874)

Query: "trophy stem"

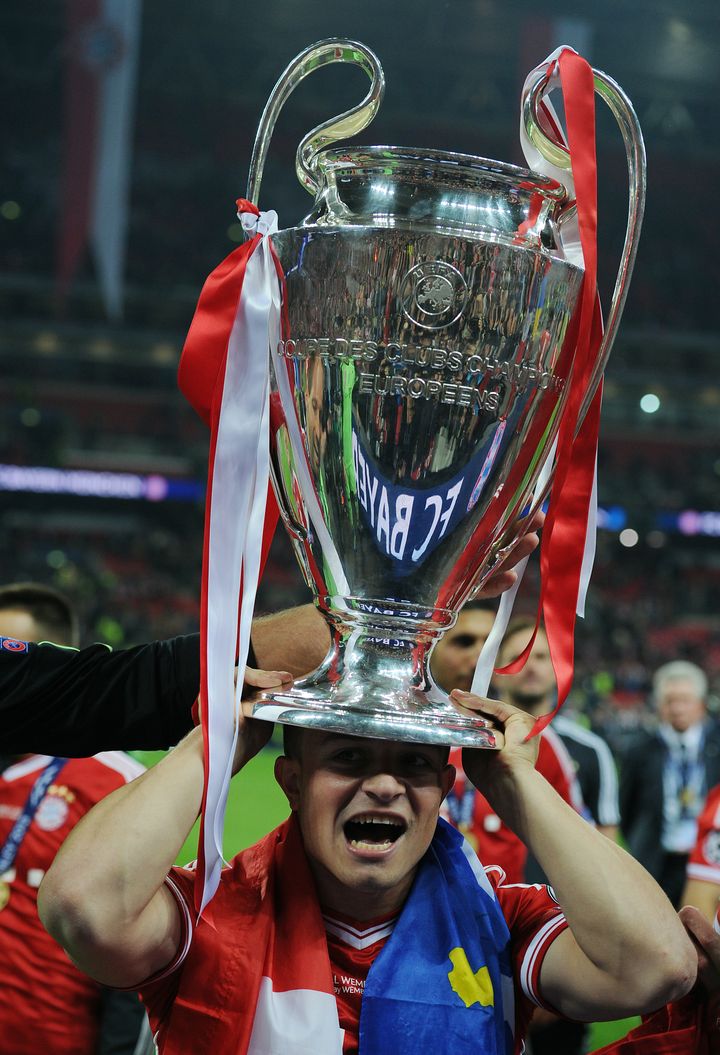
(243, 606), (500, 749)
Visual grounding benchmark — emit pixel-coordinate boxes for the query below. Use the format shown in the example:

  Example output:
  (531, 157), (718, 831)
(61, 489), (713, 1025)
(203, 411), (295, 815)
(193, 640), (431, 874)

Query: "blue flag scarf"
(361, 818), (515, 1055)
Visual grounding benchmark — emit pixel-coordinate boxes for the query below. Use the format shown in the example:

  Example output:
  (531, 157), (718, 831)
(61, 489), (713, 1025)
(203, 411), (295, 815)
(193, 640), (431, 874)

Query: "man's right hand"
(233, 667), (292, 773)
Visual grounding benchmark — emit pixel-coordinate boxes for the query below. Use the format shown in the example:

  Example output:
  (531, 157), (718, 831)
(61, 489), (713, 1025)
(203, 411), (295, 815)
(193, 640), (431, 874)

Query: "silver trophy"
(244, 39), (645, 747)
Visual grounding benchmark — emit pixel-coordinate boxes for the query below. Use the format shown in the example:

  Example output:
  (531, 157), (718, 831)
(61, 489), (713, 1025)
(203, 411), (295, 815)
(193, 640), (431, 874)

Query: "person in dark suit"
(620, 660), (720, 907)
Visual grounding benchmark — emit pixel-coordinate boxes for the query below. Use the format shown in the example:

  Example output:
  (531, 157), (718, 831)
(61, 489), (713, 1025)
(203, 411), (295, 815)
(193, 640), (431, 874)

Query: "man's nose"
(361, 770), (405, 800)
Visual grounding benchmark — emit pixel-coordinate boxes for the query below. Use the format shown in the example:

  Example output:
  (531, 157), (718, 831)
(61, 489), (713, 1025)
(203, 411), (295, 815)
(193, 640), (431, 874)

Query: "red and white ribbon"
(195, 203), (280, 914)
(519, 47), (600, 621)
(472, 47), (603, 716)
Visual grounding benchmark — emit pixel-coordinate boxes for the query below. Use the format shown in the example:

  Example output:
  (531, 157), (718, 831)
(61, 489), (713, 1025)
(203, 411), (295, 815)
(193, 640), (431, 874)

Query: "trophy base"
(242, 686), (502, 750)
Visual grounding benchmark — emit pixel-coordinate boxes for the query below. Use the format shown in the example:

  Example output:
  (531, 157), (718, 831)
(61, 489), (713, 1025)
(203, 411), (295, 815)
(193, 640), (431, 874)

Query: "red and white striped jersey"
(154, 864), (566, 1055)
(0, 752), (144, 1055)
(687, 783), (720, 885)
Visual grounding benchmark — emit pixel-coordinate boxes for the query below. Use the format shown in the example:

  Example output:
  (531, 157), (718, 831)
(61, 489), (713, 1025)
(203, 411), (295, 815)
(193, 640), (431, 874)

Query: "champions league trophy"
(243, 39), (645, 748)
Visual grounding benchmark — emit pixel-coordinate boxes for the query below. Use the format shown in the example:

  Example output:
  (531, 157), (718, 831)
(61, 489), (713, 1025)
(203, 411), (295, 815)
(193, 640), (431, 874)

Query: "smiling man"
(38, 689), (695, 1055)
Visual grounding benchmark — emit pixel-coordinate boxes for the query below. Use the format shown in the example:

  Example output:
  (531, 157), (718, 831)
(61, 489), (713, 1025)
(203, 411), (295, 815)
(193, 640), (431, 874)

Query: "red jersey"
(0, 752), (144, 1055)
(444, 726), (585, 882)
(687, 783), (720, 886)
(149, 860), (567, 1055)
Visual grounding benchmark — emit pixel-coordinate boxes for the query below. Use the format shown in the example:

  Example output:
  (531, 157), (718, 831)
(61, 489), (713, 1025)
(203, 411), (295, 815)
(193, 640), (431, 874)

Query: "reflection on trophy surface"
(244, 39), (645, 747)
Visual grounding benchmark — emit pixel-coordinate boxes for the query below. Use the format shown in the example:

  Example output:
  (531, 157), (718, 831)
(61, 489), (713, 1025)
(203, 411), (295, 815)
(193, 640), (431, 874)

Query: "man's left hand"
(474, 510), (544, 598)
(449, 691), (539, 796)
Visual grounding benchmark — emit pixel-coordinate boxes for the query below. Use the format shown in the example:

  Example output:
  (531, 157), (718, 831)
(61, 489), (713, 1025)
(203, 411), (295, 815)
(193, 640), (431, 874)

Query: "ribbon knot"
(236, 198), (278, 237)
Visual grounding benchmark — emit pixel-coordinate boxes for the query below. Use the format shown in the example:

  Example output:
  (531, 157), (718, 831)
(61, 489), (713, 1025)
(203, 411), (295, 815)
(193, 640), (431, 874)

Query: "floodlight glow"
(640, 393), (660, 414)
(619, 528), (639, 547)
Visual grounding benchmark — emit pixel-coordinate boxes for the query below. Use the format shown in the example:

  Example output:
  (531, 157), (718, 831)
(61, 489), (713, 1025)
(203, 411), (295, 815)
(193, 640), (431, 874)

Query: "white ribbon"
(200, 207), (279, 914)
(471, 442), (555, 697)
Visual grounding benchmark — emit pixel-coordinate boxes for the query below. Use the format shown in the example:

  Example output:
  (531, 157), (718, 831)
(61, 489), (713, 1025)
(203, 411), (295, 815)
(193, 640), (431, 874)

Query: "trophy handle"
(522, 66), (647, 427)
(246, 38), (385, 205)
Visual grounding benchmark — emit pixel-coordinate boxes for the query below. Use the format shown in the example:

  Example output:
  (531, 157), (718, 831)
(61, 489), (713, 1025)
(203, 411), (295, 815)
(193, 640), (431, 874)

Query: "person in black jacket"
(620, 660), (720, 907)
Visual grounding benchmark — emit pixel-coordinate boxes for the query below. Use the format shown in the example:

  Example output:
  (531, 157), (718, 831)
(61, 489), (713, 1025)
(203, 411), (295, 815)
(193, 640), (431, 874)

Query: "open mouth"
(343, 815), (407, 852)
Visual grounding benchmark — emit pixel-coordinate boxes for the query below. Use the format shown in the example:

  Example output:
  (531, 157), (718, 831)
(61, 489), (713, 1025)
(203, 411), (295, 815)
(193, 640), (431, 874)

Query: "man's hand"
(233, 666), (293, 773)
(449, 691), (538, 796)
(680, 906), (720, 1050)
(680, 905), (720, 994)
(475, 510), (544, 598)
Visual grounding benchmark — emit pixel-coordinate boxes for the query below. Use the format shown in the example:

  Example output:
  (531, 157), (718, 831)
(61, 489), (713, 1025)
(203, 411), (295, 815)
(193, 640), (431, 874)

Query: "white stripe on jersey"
(2, 755), (53, 781)
(542, 725), (585, 815)
(686, 862), (720, 884)
(92, 751), (146, 782)
(553, 715), (620, 827)
(519, 913), (567, 1007)
(323, 915), (397, 950)
(156, 874), (194, 978)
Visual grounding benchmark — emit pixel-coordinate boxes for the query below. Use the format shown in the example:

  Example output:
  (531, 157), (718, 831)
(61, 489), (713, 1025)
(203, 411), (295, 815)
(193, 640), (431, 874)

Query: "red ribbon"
(178, 207), (280, 915)
(497, 50), (604, 739)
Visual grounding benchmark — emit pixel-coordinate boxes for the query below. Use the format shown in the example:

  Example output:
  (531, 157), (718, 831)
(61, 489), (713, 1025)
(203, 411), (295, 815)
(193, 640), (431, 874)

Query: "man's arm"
(38, 669), (290, 988)
(38, 725), (205, 987)
(3, 636), (200, 756)
(251, 604), (330, 677)
(455, 692), (696, 1022)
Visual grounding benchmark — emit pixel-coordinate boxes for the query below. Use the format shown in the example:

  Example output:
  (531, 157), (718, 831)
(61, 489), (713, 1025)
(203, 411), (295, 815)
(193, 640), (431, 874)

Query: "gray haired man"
(620, 660), (720, 906)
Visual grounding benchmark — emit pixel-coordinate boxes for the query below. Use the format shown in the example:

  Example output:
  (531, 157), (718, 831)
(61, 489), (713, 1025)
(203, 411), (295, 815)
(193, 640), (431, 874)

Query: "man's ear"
(440, 763), (456, 803)
(274, 755), (302, 810)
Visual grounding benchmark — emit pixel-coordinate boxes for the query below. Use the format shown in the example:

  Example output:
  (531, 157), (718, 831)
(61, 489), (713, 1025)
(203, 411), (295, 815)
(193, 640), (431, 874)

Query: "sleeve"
(129, 867), (196, 1038)
(2, 635), (200, 756)
(686, 786), (720, 884)
(492, 876), (569, 1012)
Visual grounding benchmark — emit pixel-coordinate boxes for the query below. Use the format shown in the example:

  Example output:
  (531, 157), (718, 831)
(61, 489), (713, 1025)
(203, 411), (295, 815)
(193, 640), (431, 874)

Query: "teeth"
(350, 839), (393, 850)
(353, 816), (401, 826)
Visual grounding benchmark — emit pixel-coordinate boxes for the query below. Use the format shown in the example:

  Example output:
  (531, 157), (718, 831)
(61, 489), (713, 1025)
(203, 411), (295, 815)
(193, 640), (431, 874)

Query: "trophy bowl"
(242, 39), (645, 748)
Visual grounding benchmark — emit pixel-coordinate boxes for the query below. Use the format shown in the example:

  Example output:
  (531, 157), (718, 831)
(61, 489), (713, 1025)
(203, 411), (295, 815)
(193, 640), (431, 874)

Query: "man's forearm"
(485, 764), (693, 991)
(39, 728), (204, 979)
(252, 603), (330, 677)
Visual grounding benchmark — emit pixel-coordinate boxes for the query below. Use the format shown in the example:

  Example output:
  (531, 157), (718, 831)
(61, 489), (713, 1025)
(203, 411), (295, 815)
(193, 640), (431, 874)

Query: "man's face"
(497, 627), (555, 714)
(430, 608), (495, 693)
(0, 608), (42, 643)
(275, 732), (454, 919)
(658, 679), (706, 733)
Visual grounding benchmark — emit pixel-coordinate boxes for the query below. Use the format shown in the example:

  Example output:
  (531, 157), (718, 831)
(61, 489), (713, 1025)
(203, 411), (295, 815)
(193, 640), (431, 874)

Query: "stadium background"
(3, 1), (720, 1046)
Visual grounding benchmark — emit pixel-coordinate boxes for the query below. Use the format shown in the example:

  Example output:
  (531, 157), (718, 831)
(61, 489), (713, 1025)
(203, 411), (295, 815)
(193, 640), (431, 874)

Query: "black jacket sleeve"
(1, 635), (199, 756)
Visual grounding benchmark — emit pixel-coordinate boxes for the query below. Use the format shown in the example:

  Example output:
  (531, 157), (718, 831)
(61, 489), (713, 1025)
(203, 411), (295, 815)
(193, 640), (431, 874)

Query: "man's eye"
(403, 754), (433, 769)
(451, 635), (476, 649)
(333, 750), (363, 764)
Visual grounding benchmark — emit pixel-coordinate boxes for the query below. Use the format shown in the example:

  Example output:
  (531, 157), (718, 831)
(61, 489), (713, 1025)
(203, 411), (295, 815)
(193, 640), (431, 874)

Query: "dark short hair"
(461, 598), (497, 614)
(0, 582), (79, 647)
(498, 617), (545, 663)
(282, 723), (303, 760)
(281, 724), (451, 765)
